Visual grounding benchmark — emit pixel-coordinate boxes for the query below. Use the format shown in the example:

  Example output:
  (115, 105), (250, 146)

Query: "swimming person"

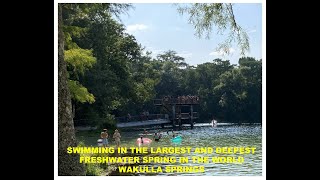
(154, 131), (161, 142)
(172, 130), (176, 138)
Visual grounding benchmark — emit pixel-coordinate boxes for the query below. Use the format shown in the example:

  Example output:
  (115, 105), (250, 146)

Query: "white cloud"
(177, 51), (193, 58)
(150, 49), (164, 55)
(248, 29), (257, 34)
(126, 24), (149, 33)
(143, 46), (164, 56)
(143, 48), (192, 59)
(209, 48), (235, 56)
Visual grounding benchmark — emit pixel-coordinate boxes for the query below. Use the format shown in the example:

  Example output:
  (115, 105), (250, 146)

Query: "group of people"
(140, 129), (166, 143)
(162, 95), (200, 104)
(177, 95), (199, 104)
(100, 127), (181, 147)
(100, 129), (121, 147)
(139, 129), (163, 144)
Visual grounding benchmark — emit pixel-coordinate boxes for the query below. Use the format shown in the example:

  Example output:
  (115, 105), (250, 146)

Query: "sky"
(119, 3), (262, 66)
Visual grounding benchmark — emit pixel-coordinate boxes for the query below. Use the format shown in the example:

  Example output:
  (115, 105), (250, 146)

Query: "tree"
(65, 48), (96, 118)
(192, 59), (234, 120)
(156, 50), (188, 68)
(213, 57), (262, 123)
(58, 4), (85, 175)
(76, 15), (144, 120)
(58, 3), (132, 175)
(154, 51), (187, 96)
(177, 3), (249, 55)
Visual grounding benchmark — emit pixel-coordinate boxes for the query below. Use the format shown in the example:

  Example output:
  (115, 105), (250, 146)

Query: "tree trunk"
(72, 100), (75, 119)
(58, 4), (85, 176)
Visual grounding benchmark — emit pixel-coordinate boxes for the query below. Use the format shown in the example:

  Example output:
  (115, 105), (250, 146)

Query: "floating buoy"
(171, 136), (182, 143)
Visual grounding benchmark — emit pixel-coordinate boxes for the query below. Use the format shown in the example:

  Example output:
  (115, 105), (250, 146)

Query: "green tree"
(177, 3), (249, 55)
(58, 3), (132, 175)
(214, 57), (262, 123)
(64, 48), (96, 117)
(156, 50), (188, 68)
(58, 4), (85, 175)
(193, 59), (234, 120)
(154, 50), (187, 96)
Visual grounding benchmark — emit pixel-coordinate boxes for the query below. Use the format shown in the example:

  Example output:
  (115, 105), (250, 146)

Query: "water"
(77, 124), (262, 176)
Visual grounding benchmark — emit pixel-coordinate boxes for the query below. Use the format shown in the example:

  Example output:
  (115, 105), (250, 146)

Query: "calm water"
(77, 124), (262, 176)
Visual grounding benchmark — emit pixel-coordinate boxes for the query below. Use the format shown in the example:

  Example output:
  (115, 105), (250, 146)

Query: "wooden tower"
(153, 96), (199, 129)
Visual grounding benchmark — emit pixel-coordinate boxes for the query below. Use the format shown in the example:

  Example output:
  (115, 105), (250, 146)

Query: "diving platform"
(114, 95), (200, 129)
(153, 95), (200, 129)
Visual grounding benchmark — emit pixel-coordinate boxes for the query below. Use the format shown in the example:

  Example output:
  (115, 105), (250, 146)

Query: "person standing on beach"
(100, 129), (108, 147)
(113, 129), (121, 147)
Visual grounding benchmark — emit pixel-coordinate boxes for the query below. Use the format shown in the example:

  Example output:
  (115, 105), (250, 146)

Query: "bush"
(77, 141), (86, 147)
(98, 114), (117, 131)
(85, 151), (110, 175)
(85, 163), (104, 176)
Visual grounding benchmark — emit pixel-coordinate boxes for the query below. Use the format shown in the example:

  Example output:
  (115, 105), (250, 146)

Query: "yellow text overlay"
(67, 146), (257, 173)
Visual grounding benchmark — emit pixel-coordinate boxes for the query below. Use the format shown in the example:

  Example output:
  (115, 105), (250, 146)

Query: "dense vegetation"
(62, 4), (261, 126)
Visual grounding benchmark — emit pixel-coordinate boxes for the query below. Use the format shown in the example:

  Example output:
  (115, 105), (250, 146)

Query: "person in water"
(211, 116), (217, 127)
(139, 129), (148, 145)
(171, 130), (176, 138)
(154, 131), (162, 142)
(143, 129), (148, 135)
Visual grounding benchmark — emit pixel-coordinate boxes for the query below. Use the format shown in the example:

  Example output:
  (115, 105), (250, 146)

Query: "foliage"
(85, 161), (105, 176)
(98, 114), (117, 131)
(65, 48), (96, 78)
(68, 80), (95, 104)
(177, 3), (249, 55)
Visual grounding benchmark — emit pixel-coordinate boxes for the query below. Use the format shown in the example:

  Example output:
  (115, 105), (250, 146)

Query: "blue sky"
(119, 3), (262, 66)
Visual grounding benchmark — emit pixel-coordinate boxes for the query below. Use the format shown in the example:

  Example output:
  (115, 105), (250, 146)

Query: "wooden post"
(178, 114), (182, 130)
(172, 105), (176, 128)
(190, 105), (194, 129)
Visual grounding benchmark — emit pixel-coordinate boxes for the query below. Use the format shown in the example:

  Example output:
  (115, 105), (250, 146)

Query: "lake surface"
(77, 124), (262, 176)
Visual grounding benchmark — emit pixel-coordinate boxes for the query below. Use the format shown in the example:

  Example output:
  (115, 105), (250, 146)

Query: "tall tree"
(58, 4), (85, 175)
(154, 50), (186, 96)
(58, 3), (133, 175)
